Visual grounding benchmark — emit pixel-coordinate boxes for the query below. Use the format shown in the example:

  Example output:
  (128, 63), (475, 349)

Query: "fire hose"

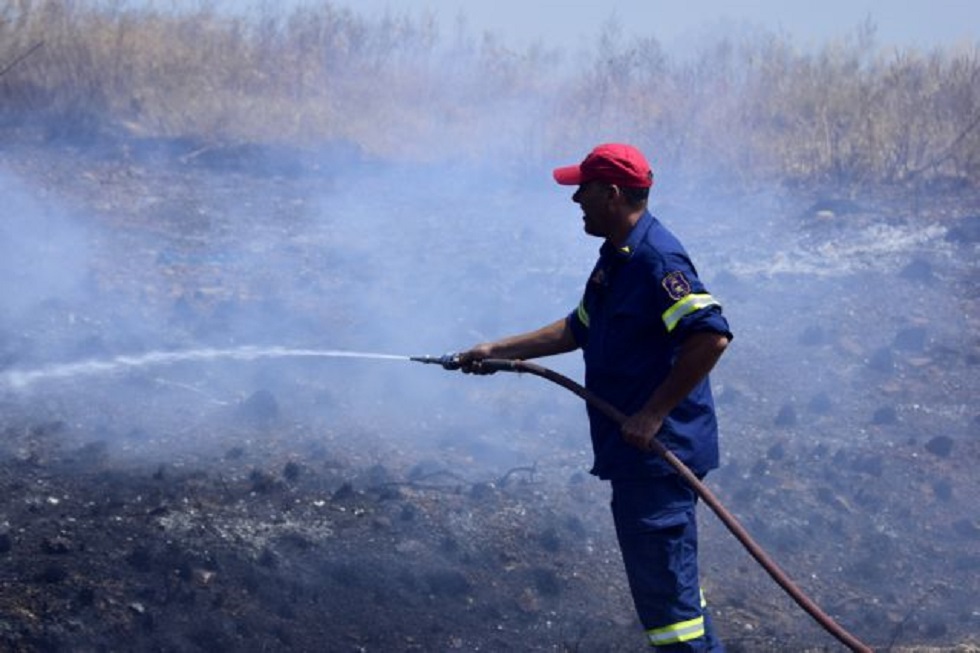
(412, 354), (874, 652)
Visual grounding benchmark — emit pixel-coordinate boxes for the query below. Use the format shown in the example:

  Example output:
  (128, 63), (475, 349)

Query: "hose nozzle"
(411, 355), (520, 374)
(410, 353), (462, 370)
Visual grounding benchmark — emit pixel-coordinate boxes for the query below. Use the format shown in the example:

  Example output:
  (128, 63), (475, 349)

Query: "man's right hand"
(457, 344), (497, 374)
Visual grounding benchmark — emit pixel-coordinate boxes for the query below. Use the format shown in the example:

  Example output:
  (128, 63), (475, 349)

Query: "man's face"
(572, 181), (613, 238)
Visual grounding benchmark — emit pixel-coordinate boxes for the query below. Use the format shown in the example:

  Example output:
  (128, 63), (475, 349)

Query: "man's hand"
(621, 332), (729, 452)
(621, 408), (666, 451)
(457, 344), (497, 375)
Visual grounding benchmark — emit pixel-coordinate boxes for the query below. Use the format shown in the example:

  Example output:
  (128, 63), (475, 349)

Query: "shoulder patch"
(661, 271), (692, 301)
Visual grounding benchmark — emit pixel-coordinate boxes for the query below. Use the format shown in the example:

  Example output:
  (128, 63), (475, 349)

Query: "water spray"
(0, 346), (412, 390)
(413, 354), (875, 653)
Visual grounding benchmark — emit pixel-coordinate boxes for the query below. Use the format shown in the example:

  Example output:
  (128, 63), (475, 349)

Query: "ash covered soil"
(0, 134), (978, 652)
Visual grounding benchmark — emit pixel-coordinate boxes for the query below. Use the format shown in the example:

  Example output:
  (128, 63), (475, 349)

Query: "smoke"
(0, 149), (597, 476)
(0, 170), (99, 366)
(0, 175), (85, 317)
(0, 120), (971, 469)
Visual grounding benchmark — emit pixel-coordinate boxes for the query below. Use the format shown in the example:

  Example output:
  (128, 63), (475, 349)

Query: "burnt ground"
(0, 131), (978, 652)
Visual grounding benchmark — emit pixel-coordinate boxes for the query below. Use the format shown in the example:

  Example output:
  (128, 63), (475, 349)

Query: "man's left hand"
(621, 409), (665, 451)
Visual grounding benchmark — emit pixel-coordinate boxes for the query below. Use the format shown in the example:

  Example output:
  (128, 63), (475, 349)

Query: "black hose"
(476, 358), (874, 653)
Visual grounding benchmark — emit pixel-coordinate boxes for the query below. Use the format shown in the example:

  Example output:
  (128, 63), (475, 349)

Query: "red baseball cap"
(553, 143), (654, 188)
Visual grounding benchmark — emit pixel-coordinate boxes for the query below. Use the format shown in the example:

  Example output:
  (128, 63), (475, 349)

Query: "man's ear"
(605, 183), (625, 205)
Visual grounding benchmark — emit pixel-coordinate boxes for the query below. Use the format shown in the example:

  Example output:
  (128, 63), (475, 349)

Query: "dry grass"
(1, 1), (978, 189)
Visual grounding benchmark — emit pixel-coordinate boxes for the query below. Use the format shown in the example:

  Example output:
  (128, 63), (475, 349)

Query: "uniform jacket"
(567, 210), (732, 479)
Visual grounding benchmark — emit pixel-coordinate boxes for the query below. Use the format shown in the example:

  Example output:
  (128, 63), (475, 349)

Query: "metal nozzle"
(410, 353), (462, 370)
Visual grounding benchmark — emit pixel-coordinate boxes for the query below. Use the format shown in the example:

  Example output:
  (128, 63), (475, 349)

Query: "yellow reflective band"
(576, 300), (590, 328)
(661, 293), (719, 333)
(646, 616), (705, 646)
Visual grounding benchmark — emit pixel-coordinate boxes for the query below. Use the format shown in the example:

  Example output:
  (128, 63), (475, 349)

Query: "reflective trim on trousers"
(646, 616), (706, 646)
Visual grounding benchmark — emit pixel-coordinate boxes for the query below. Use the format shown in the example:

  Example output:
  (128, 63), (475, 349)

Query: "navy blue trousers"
(611, 475), (724, 651)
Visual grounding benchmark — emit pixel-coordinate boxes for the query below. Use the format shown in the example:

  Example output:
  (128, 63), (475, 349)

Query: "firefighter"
(459, 143), (731, 650)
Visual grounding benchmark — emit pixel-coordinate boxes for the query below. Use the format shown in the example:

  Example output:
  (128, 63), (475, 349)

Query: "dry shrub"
(1, 1), (977, 189)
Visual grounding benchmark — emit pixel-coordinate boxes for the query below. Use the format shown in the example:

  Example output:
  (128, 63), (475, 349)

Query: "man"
(458, 143), (731, 651)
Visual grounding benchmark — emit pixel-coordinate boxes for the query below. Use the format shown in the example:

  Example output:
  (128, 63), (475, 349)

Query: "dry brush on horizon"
(1, 0), (978, 190)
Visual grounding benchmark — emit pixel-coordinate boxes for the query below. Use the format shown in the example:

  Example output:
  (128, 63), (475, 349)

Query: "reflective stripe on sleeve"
(646, 616), (706, 646)
(576, 300), (590, 328)
(661, 293), (720, 333)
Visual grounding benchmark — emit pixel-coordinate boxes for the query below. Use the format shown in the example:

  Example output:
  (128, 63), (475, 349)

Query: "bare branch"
(0, 41), (43, 78)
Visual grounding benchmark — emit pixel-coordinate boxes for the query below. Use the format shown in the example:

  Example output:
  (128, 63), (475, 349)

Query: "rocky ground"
(0, 130), (978, 652)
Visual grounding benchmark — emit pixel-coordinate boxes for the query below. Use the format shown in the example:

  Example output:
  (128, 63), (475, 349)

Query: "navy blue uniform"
(567, 210), (730, 650)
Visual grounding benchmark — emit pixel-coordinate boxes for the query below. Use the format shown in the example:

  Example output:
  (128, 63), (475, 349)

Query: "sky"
(269, 0), (979, 52)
